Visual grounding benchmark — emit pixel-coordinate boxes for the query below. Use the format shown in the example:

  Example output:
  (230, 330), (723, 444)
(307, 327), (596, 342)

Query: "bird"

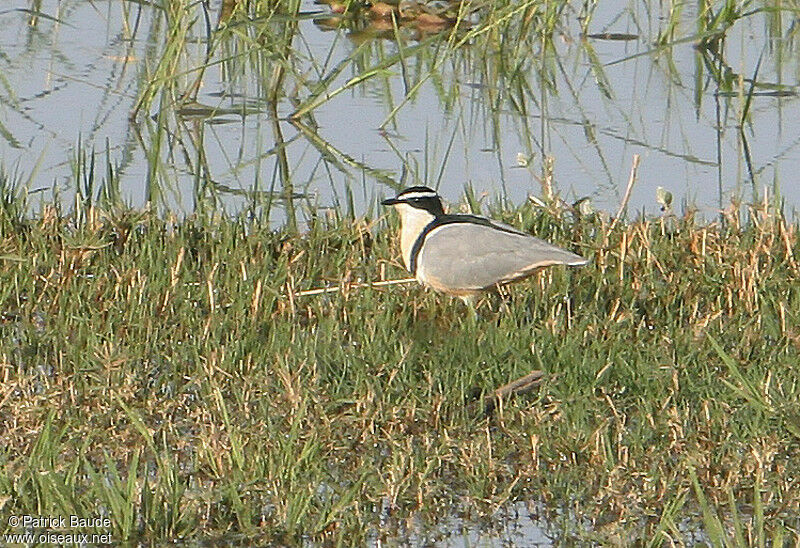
(381, 186), (588, 306)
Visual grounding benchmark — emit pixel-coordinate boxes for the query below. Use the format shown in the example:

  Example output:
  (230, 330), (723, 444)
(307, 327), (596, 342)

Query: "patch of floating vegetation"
(314, 0), (477, 40)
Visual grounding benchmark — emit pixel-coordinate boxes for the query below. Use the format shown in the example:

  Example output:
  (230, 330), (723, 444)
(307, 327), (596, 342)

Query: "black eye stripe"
(400, 195), (445, 217)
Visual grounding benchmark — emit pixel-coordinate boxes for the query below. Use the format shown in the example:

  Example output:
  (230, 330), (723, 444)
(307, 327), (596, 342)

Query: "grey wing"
(418, 223), (587, 292)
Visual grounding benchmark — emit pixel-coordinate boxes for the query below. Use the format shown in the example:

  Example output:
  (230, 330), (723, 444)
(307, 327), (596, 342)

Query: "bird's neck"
(398, 207), (437, 270)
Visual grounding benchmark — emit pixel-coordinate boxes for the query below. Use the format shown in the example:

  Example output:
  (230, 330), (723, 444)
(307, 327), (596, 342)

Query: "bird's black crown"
(381, 186), (445, 216)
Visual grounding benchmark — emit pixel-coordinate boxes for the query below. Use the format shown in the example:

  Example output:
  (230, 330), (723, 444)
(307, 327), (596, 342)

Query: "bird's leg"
(497, 285), (512, 316)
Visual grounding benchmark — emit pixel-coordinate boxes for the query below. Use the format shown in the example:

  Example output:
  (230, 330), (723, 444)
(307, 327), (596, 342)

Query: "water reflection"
(0, 0), (799, 224)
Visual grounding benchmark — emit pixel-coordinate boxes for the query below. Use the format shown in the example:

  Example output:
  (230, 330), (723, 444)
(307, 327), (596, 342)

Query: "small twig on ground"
(482, 369), (545, 415)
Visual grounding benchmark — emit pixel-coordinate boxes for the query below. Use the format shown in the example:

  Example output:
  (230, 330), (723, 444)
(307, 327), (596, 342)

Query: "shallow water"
(373, 500), (555, 547)
(1, 1), (799, 220)
(370, 498), (718, 546)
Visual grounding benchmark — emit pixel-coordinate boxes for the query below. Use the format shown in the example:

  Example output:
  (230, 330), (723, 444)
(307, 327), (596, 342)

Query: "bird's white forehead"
(398, 190), (440, 200)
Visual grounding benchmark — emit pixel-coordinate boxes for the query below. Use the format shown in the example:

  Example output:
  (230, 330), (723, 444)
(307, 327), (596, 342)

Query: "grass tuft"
(1, 187), (799, 543)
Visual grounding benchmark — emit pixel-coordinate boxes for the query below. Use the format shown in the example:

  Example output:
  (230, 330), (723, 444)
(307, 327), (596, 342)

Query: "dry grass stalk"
(607, 154), (641, 236)
(292, 277), (416, 298)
